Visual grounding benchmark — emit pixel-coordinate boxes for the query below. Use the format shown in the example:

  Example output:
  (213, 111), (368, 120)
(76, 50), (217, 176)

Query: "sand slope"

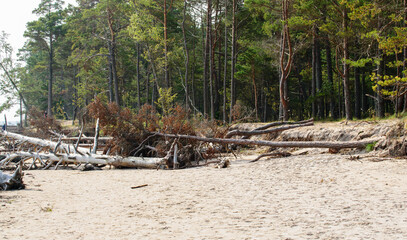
(1, 154), (407, 239)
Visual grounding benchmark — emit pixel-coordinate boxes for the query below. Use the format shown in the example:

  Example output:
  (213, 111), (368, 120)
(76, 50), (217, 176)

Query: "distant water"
(0, 120), (19, 126)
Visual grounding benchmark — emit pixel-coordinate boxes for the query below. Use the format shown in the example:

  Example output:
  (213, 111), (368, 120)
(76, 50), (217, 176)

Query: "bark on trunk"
(279, 0), (293, 121)
(208, 0), (214, 120)
(225, 122), (313, 138)
(154, 132), (381, 149)
(377, 51), (385, 118)
(182, 0), (190, 110)
(343, 8), (352, 120)
(3, 152), (164, 169)
(354, 67), (361, 119)
(48, 33), (53, 117)
(137, 43), (141, 109)
(0, 131), (166, 169)
(315, 27), (323, 119)
(107, 8), (120, 106)
(223, 0), (228, 123)
(163, 0), (171, 88)
(229, 0), (237, 123)
(326, 39), (335, 119)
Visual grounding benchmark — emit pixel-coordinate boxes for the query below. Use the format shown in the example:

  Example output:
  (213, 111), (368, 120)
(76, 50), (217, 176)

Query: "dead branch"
(225, 122), (313, 138)
(250, 151), (291, 163)
(131, 184), (148, 189)
(92, 118), (100, 154)
(248, 118), (313, 132)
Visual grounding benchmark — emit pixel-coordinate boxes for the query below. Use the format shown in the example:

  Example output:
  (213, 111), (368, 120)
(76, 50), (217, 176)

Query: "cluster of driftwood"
(0, 118), (381, 190)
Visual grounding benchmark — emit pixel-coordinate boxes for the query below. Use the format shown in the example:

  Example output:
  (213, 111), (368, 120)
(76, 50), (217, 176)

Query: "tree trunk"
(107, 9), (120, 107)
(182, 0), (190, 110)
(279, 0), (293, 121)
(361, 71), (367, 115)
(0, 62), (29, 110)
(377, 51), (385, 118)
(146, 64), (150, 105)
(354, 67), (361, 119)
(225, 122), (313, 138)
(111, 43), (120, 106)
(163, 0), (170, 88)
(154, 132), (381, 150)
(223, 0), (228, 123)
(326, 38), (336, 119)
(312, 32), (316, 118)
(203, 2), (210, 117)
(107, 42), (114, 103)
(315, 27), (323, 119)
(208, 0), (215, 120)
(403, 0), (407, 112)
(229, 0), (237, 123)
(137, 43), (141, 109)
(343, 8), (352, 120)
(0, 131), (165, 169)
(4, 151), (165, 170)
(251, 62), (258, 120)
(48, 32), (53, 117)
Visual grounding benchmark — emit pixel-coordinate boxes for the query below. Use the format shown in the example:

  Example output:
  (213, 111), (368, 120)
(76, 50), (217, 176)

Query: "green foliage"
(365, 142), (377, 152)
(156, 87), (177, 116)
(2, 0), (407, 125)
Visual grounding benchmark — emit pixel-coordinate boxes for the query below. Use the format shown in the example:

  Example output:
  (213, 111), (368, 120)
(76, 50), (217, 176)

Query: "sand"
(1, 154), (407, 239)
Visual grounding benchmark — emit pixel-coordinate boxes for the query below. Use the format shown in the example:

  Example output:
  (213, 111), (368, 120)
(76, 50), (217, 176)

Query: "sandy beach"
(1, 153), (407, 239)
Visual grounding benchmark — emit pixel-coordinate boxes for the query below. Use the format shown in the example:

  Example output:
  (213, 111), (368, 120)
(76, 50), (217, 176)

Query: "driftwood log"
(0, 162), (24, 190)
(0, 131), (166, 169)
(225, 122), (314, 138)
(154, 132), (382, 149)
(249, 118), (314, 131)
(240, 118), (314, 139)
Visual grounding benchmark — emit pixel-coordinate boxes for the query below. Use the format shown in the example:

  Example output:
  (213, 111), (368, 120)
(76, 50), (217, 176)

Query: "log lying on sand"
(9, 152), (165, 169)
(239, 118), (314, 139)
(250, 118), (314, 131)
(225, 122), (314, 138)
(154, 132), (382, 149)
(0, 162), (24, 190)
(1, 130), (90, 154)
(0, 131), (165, 169)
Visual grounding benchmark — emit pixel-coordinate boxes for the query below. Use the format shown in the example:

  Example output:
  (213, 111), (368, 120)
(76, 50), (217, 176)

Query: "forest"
(1, 0), (407, 123)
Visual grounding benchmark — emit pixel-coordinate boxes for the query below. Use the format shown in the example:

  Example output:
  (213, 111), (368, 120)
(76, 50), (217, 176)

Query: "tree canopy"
(2, 0), (407, 123)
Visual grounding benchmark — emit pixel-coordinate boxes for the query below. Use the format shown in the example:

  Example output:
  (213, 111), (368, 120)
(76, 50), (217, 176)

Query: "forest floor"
(1, 120), (407, 239)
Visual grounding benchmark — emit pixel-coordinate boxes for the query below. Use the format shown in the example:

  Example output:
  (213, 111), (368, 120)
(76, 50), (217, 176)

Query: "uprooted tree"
(0, 98), (384, 177)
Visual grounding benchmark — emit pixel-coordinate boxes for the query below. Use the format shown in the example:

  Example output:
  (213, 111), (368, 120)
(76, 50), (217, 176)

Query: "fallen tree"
(0, 130), (166, 169)
(1, 151), (165, 169)
(0, 125), (383, 171)
(154, 132), (382, 149)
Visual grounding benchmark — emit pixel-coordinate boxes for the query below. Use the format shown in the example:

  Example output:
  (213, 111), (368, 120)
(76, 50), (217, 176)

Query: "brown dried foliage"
(88, 98), (146, 156)
(88, 99), (197, 160)
(161, 104), (194, 135)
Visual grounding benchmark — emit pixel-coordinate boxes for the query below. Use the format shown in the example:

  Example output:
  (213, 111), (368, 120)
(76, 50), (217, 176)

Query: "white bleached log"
(13, 151), (164, 169)
(1, 130), (89, 154)
(0, 131), (165, 169)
